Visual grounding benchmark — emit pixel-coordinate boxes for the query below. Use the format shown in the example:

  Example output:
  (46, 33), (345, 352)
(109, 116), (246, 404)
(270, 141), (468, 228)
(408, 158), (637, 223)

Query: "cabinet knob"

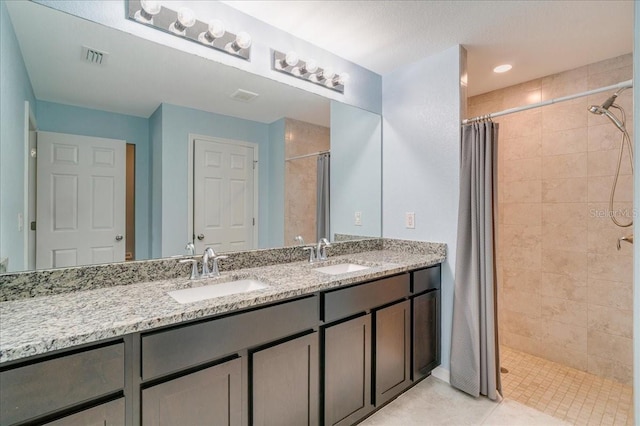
(197, 234), (205, 240)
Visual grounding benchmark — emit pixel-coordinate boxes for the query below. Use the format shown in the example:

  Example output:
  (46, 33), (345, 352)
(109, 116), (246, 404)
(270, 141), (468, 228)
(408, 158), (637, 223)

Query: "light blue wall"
(330, 101), (382, 238)
(382, 45), (464, 375)
(267, 119), (285, 248)
(156, 103), (272, 256)
(148, 105), (163, 259)
(0, 1), (37, 272)
(33, 0), (382, 115)
(36, 101), (151, 259)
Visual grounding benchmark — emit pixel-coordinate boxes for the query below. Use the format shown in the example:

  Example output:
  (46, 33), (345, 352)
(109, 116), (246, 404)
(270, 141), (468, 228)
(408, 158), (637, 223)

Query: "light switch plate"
(405, 212), (415, 229)
(355, 211), (362, 226)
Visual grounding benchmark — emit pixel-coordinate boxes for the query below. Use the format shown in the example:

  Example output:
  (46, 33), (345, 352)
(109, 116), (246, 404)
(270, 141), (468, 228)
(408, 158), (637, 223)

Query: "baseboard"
(431, 366), (450, 383)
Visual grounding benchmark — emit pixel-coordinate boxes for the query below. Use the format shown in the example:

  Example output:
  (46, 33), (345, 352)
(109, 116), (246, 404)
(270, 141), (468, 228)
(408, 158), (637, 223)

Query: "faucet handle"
(179, 259), (198, 280)
(211, 255), (228, 276)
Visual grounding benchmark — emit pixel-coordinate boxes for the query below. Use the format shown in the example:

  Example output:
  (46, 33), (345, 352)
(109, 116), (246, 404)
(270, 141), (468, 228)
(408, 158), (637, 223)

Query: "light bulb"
(199, 19), (225, 44)
(284, 51), (299, 67)
(169, 7), (196, 35)
(227, 31), (252, 53)
(235, 32), (252, 49)
(321, 67), (335, 80)
(336, 73), (350, 85)
(303, 59), (318, 74)
(134, 0), (161, 23)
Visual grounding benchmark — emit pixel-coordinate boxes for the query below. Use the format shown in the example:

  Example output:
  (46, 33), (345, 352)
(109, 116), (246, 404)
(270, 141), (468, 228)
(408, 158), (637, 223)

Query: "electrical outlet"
(354, 211), (362, 226)
(405, 212), (415, 229)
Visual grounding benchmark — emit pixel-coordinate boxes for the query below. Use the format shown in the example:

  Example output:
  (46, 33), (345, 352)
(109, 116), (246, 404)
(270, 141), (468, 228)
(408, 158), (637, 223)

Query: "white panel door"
(194, 139), (255, 253)
(36, 131), (126, 269)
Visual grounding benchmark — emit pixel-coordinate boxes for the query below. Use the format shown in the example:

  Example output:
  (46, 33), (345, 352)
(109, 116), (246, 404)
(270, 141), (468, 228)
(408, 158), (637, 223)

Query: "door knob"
(115, 235), (123, 241)
(197, 234), (205, 240)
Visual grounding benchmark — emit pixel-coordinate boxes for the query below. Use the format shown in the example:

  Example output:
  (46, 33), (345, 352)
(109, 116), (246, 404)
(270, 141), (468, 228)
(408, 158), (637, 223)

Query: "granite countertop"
(0, 248), (444, 364)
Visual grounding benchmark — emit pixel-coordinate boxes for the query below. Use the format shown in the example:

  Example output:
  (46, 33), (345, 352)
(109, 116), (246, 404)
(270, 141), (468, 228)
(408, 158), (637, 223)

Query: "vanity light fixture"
(127, 0), (251, 60)
(272, 49), (348, 93)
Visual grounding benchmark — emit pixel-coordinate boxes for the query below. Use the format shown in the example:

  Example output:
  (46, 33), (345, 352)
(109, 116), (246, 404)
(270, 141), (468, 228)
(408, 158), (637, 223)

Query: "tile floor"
(362, 346), (635, 426)
(501, 346), (634, 426)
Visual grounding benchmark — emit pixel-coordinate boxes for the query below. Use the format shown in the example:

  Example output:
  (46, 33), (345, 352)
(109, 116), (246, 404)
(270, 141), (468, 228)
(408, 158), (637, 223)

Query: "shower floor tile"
(501, 345), (634, 426)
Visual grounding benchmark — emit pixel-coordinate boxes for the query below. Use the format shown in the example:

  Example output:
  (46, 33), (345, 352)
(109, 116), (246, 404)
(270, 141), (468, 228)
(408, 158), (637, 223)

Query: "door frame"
(187, 133), (259, 250)
(23, 100), (37, 270)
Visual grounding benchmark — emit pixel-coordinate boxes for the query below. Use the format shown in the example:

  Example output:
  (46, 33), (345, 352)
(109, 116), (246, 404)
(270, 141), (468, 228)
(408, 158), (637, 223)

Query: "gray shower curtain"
(316, 153), (330, 241)
(450, 121), (501, 400)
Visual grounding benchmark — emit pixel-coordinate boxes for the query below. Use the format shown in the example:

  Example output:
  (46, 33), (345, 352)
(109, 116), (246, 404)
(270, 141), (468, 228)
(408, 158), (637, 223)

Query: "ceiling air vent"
(230, 89), (259, 103)
(81, 46), (108, 66)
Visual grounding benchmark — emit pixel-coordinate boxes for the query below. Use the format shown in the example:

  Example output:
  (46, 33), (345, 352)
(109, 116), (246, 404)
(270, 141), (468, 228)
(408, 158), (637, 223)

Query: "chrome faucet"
(617, 234), (634, 250)
(294, 235), (305, 245)
(179, 258), (198, 280)
(201, 247), (228, 278)
(202, 247), (215, 277)
(317, 238), (331, 261)
(185, 242), (195, 255)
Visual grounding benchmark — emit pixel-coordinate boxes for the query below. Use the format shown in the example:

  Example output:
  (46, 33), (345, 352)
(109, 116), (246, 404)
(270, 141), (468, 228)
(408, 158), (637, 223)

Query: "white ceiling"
(222, 0), (634, 96)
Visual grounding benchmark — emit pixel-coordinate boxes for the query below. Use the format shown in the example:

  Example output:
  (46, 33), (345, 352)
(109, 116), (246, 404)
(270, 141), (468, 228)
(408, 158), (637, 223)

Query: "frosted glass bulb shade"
(284, 51), (299, 67)
(177, 8), (196, 28)
(235, 32), (252, 49)
(337, 73), (350, 85)
(207, 20), (225, 38)
(303, 59), (318, 73)
(135, 0), (161, 23)
(141, 0), (161, 15)
(321, 67), (335, 80)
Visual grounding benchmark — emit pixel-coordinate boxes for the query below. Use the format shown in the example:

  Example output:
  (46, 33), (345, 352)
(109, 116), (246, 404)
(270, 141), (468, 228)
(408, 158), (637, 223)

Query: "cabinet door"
(413, 290), (440, 380)
(142, 358), (241, 426)
(252, 333), (319, 426)
(45, 398), (125, 426)
(324, 314), (372, 426)
(375, 300), (411, 405)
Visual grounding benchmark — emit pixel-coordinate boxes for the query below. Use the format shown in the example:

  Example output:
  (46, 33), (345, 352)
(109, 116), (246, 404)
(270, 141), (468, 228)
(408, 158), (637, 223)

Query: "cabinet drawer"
(412, 264), (441, 294)
(0, 342), (125, 425)
(142, 296), (318, 380)
(323, 274), (410, 323)
(45, 397), (125, 426)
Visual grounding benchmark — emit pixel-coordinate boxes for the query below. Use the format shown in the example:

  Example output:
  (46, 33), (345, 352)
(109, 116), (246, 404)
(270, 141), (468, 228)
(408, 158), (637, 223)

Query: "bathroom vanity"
(0, 241), (443, 426)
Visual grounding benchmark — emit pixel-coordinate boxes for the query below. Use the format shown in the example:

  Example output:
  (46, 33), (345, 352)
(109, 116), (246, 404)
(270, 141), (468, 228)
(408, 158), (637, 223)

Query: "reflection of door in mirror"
(35, 132), (126, 269)
(284, 119), (330, 245)
(193, 137), (257, 253)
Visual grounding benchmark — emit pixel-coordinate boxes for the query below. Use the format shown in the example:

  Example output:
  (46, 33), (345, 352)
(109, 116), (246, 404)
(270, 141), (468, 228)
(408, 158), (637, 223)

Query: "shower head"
(588, 105), (626, 132)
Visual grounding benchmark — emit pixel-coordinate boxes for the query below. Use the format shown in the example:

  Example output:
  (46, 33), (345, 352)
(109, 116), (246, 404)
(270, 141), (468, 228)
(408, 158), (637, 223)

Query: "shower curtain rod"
(285, 150), (330, 161)
(462, 79), (633, 124)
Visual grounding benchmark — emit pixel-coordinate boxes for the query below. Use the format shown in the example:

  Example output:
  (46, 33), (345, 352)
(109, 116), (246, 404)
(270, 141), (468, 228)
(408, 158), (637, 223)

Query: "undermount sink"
(168, 279), (270, 304)
(314, 263), (370, 275)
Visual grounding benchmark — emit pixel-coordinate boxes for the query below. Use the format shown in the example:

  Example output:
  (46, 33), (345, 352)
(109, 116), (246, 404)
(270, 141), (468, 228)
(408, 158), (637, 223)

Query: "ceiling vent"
(230, 89), (259, 103)
(81, 46), (108, 66)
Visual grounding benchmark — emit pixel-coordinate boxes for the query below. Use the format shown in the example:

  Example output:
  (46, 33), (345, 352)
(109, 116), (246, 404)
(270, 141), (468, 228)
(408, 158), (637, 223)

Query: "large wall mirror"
(0, 1), (382, 274)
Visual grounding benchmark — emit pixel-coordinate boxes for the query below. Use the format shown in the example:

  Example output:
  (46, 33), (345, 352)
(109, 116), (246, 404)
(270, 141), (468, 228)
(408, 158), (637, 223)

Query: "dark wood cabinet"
(374, 300), (411, 405)
(45, 398), (125, 426)
(141, 358), (242, 426)
(412, 265), (441, 381)
(323, 315), (372, 426)
(252, 332), (319, 426)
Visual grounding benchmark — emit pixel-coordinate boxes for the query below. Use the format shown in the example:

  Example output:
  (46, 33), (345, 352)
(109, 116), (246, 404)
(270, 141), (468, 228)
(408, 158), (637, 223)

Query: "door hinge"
(30, 221), (36, 231)
(253, 218), (255, 226)
(30, 148), (37, 158)
(253, 160), (258, 170)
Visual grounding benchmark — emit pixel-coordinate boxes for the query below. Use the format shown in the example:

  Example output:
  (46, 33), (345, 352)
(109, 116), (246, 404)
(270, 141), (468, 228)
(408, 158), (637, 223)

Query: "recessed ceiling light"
(493, 64), (512, 73)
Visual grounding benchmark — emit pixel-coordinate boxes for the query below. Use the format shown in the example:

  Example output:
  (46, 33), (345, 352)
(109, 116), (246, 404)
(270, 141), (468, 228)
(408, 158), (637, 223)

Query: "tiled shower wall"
(468, 54), (634, 385)
(284, 118), (330, 245)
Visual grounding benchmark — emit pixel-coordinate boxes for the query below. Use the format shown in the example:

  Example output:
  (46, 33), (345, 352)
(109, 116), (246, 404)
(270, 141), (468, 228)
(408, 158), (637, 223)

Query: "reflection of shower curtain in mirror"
(316, 153), (330, 241)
